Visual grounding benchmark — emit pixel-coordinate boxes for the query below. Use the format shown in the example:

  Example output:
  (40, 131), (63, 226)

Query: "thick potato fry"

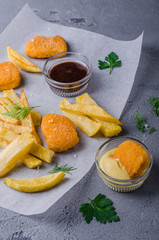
(0, 138), (9, 149)
(3, 89), (41, 127)
(61, 109), (101, 137)
(20, 89), (42, 145)
(59, 98), (122, 125)
(0, 126), (54, 163)
(7, 46), (41, 73)
(0, 105), (19, 124)
(0, 132), (34, 177)
(76, 93), (96, 105)
(4, 172), (65, 192)
(92, 118), (121, 137)
(0, 120), (31, 134)
(0, 126), (18, 142)
(30, 110), (41, 127)
(30, 143), (54, 163)
(76, 93), (122, 137)
(3, 89), (20, 104)
(0, 133), (42, 169)
(0, 97), (14, 110)
(21, 154), (42, 169)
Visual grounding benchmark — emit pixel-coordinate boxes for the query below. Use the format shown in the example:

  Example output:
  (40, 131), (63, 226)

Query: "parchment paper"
(0, 4), (143, 215)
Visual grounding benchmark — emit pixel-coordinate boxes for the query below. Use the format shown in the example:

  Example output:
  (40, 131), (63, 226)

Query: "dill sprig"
(148, 97), (159, 116)
(2, 104), (40, 119)
(49, 163), (77, 175)
(135, 111), (147, 133)
(148, 127), (155, 135)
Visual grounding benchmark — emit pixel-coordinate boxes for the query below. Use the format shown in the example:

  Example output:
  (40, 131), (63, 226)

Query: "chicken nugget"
(41, 113), (79, 152)
(113, 140), (150, 178)
(0, 62), (21, 91)
(25, 35), (67, 58)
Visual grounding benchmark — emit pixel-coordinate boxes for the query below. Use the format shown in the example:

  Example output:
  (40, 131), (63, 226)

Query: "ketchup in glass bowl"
(43, 52), (92, 97)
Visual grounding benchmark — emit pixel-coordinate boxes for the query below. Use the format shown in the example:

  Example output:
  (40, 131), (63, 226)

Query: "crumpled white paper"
(0, 4), (143, 215)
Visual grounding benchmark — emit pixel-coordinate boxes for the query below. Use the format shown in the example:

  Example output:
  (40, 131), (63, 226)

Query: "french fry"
(3, 89), (20, 104)
(0, 97), (14, 110)
(4, 172), (65, 193)
(0, 138), (9, 149)
(30, 143), (55, 163)
(7, 46), (42, 73)
(61, 109), (101, 137)
(20, 89), (42, 145)
(0, 120), (31, 134)
(21, 154), (42, 169)
(0, 105), (19, 124)
(0, 138), (42, 169)
(3, 89), (41, 127)
(59, 98), (122, 125)
(76, 93), (96, 105)
(0, 132), (34, 177)
(30, 110), (41, 127)
(0, 126), (54, 163)
(76, 93), (122, 137)
(0, 127), (42, 168)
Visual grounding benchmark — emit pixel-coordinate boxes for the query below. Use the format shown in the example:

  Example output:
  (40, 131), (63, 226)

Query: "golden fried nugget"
(41, 113), (79, 152)
(25, 35), (67, 58)
(0, 62), (21, 91)
(113, 140), (150, 179)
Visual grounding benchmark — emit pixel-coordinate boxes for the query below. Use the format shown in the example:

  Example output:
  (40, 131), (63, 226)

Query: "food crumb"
(48, 119), (53, 122)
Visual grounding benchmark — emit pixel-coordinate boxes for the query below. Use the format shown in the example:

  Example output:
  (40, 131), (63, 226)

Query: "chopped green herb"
(2, 104), (40, 119)
(48, 163), (77, 175)
(148, 97), (159, 116)
(135, 111), (147, 133)
(148, 127), (155, 135)
(79, 194), (119, 224)
(98, 52), (121, 74)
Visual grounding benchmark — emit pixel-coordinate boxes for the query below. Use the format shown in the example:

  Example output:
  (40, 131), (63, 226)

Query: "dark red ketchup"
(49, 62), (87, 83)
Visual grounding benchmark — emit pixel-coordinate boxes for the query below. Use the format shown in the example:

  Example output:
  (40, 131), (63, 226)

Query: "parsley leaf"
(98, 52), (121, 74)
(135, 111), (147, 133)
(148, 97), (159, 116)
(148, 127), (155, 135)
(79, 203), (94, 224)
(98, 60), (109, 69)
(79, 194), (119, 224)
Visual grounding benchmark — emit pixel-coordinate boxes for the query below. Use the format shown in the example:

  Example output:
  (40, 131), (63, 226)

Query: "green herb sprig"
(148, 97), (159, 116)
(49, 163), (77, 175)
(135, 111), (147, 133)
(148, 127), (155, 135)
(98, 52), (121, 74)
(79, 194), (119, 224)
(2, 104), (39, 119)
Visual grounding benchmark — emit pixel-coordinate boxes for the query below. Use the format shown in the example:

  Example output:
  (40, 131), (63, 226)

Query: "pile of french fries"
(0, 89), (54, 177)
(59, 93), (122, 137)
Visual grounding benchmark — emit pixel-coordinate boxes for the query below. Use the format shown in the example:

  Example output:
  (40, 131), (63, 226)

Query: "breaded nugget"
(0, 62), (21, 91)
(113, 140), (149, 178)
(25, 35), (67, 58)
(41, 113), (79, 152)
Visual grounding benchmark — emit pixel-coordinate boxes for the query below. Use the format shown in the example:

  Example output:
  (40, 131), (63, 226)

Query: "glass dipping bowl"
(43, 52), (92, 97)
(95, 137), (153, 192)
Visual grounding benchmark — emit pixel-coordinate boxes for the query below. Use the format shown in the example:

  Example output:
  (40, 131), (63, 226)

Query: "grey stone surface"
(0, 0), (159, 239)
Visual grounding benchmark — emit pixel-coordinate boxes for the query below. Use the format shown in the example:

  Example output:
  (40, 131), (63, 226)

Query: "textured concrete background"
(0, 0), (159, 239)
